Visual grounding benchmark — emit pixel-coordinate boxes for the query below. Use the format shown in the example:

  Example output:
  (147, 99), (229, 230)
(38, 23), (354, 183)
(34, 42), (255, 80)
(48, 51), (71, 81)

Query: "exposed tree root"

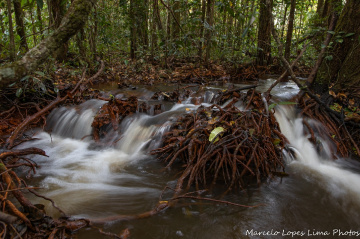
(152, 89), (286, 194)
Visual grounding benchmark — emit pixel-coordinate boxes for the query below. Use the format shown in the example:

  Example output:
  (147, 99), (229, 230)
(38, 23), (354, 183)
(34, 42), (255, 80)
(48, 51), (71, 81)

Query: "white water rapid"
(275, 106), (360, 221)
(16, 82), (360, 237)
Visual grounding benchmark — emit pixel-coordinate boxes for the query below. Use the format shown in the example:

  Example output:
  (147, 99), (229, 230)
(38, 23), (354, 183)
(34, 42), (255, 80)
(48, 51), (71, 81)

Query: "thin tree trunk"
(76, 28), (86, 58)
(166, 2), (171, 40)
(227, 1), (234, 48)
(257, 0), (272, 66)
(90, 6), (98, 60)
(172, 0), (180, 40)
(0, 14), (5, 33)
(151, 0), (158, 57)
(6, 0), (16, 61)
(0, 0), (97, 88)
(204, 0), (214, 63)
(142, 0), (149, 50)
(317, 0), (324, 14)
(198, 0), (206, 59)
(29, 4), (38, 46)
(154, 0), (163, 31)
(36, 5), (44, 40)
(129, 0), (137, 59)
(13, 0), (29, 52)
(284, 0), (296, 61)
(280, 1), (288, 39)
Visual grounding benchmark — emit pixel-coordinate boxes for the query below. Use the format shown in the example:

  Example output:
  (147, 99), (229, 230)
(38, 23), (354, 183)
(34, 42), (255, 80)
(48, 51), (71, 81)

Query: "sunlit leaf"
(272, 138), (281, 146)
(209, 127), (225, 143)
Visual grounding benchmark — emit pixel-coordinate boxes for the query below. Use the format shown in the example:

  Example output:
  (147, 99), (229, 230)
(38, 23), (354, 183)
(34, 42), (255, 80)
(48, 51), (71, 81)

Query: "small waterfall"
(46, 99), (106, 140)
(275, 106), (360, 217)
(116, 114), (171, 155)
(18, 100), (204, 215)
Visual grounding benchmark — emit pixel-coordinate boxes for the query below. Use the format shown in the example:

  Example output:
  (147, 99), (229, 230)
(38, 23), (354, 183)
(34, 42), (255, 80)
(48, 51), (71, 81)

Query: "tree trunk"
(313, 0), (360, 95)
(37, 4), (44, 40)
(256, 0), (272, 66)
(172, 0), (180, 40)
(29, 4), (38, 46)
(226, 1), (234, 48)
(284, 0), (296, 61)
(0, 13), (5, 33)
(198, 0), (206, 59)
(6, 0), (16, 61)
(204, 0), (214, 63)
(137, 0), (149, 50)
(50, 0), (68, 61)
(13, 0), (29, 53)
(151, 0), (158, 57)
(280, 1), (288, 39)
(0, 0), (97, 88)
(317, 0), (324, 14)
(129, 0), (137, 59)
(89, 6), (98, 60)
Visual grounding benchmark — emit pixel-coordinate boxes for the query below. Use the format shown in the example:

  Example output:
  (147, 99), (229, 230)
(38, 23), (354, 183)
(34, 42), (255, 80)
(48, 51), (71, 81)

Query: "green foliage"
(0, 0), (343, 67)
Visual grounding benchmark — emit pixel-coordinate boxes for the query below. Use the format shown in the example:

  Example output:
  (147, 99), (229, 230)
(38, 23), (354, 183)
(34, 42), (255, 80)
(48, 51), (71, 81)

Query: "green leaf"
(272, 138), (281, 146)
(336, 38), (343, 43)
(35, 71), (45, 77)
(345, 33), (355, 37)
(325, 55), (333, 61)
(327, 30), (335, 35)
(54, 87), (59, 93)
(16, 88), (23, 97)
(209, 127), (225, 143)
(268, 103), (277, 111)
(20, 75), (30, 82)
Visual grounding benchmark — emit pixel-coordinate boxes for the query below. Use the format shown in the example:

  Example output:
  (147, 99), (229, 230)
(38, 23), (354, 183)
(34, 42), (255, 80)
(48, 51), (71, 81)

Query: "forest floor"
(0, 58), (359, 238)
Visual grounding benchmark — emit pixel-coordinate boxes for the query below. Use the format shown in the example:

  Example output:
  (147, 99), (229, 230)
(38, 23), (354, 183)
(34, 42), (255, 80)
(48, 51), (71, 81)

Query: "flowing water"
(18, 79), (360, 238)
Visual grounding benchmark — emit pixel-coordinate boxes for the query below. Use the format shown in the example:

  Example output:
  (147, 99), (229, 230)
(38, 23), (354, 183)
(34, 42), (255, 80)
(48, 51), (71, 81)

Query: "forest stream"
(16, 79), (360, 239)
